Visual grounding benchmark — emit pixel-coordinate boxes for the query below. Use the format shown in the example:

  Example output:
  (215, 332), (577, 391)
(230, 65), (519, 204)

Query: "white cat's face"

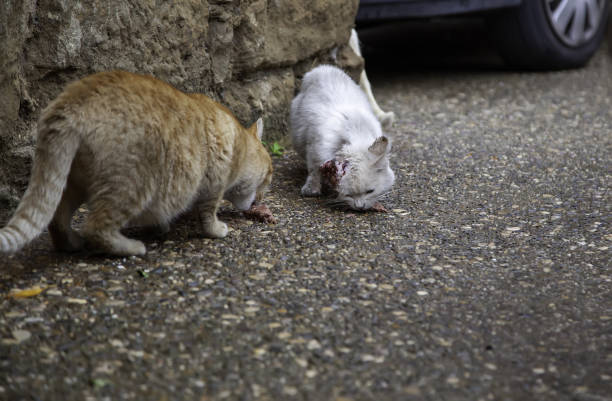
(336, 160), (394, 210)
(332, 136), (395, 210)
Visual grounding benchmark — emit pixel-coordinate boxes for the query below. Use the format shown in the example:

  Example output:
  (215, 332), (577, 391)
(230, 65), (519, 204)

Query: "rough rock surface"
(0, 0), (361, 206)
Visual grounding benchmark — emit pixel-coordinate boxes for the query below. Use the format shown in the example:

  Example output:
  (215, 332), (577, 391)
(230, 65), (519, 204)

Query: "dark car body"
(357, 0), (521, 20)
(355, 0), (610, 69)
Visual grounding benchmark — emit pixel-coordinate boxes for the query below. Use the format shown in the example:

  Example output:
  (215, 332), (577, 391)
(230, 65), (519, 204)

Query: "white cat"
(290, 65), (395, 210)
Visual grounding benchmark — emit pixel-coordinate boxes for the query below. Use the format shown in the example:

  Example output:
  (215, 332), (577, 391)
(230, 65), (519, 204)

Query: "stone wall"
(0, 0), (361, 208)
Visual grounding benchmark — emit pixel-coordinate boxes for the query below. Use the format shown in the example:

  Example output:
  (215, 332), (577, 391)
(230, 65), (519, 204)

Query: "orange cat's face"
(223, 118), (273, 211)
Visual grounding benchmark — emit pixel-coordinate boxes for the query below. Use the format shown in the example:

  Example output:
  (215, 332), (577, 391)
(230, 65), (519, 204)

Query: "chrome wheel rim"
(544, 0), (606, 47)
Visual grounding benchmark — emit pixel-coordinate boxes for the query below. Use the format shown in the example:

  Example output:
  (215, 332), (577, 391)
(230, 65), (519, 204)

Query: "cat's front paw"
(203, 220), (228, 238)
(301, 174), (322, 197)
(301, 182), (321, 197)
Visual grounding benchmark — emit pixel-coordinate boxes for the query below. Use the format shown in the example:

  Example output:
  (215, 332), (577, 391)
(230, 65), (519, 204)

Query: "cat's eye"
(366, 189), (375, 194)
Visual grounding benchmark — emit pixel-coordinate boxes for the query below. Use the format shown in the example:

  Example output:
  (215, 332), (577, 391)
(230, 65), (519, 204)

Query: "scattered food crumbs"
(8, 286), (45, 299)
(13, 329), (32, 343)
(66, 297), (88, 304)
(92, 378), (111, 389)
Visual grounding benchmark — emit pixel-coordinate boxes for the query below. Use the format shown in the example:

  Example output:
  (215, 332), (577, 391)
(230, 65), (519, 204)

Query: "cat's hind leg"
(81, 185), (148, 256)
(48, 180), (86, 252)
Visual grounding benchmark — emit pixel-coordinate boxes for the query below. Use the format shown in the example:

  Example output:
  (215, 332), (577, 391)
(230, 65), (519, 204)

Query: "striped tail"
(0, 118), (79, 253)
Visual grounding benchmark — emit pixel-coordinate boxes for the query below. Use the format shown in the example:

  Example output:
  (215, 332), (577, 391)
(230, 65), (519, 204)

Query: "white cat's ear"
(368, 136), (391, 157)
(255, 117), (264, 141)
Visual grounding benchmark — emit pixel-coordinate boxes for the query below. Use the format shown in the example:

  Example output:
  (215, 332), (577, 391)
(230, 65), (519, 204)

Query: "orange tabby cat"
(0, 70), (273, 256)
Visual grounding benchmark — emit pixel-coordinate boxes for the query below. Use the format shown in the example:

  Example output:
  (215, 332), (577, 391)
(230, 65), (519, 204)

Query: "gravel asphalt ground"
(1, 22), (611, 401)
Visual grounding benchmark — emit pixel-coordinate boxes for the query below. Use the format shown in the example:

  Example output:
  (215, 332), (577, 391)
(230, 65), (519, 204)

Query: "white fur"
(349, 29), (396, 129)
(290, 65), (395, 210)
(255, 117), (264, 140)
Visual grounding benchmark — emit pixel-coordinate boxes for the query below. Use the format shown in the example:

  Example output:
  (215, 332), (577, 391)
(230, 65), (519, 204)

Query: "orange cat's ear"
(248, 118), (264, 141)
(255, 118), (264, 141)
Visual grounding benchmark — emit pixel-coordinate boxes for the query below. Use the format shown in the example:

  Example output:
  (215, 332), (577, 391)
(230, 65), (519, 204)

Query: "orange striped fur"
(0, 71), (272, 256)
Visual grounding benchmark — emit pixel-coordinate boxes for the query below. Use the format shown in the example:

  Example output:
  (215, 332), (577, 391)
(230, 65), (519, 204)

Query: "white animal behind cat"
(290, 65), (395, 210)
(349, 29), (396, 129)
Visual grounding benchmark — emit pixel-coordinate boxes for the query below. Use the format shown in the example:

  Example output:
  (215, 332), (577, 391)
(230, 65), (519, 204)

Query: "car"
(356, 0), (610, 69)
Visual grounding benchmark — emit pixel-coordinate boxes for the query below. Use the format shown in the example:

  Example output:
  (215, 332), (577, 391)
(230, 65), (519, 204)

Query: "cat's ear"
(368, 136), (391, 157)
(249, 118), (264, 141)
(255, 117), (264, 141)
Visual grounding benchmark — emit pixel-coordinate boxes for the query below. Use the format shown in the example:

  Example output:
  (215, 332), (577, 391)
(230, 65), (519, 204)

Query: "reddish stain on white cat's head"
(319, 160), (349, 194)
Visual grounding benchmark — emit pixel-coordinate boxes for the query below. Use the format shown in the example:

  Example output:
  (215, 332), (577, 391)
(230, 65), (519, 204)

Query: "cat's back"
(41, 71), (223, 193)
(292, 65), (377, 133)
(43, 70), (222, 162)
(49, 70), (193, 121)
(60, 70), (181, 100)
(299, 65), (367, 105)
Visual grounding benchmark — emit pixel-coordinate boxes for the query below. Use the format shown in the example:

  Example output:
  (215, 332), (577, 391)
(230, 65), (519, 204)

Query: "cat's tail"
(349, 29), (362, 57)
(349, 29), (396, 129)
(0, 112), (80, 253)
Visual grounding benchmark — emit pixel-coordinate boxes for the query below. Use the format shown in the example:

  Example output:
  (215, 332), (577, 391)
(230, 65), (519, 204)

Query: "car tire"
(489, 0), (610, 70)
